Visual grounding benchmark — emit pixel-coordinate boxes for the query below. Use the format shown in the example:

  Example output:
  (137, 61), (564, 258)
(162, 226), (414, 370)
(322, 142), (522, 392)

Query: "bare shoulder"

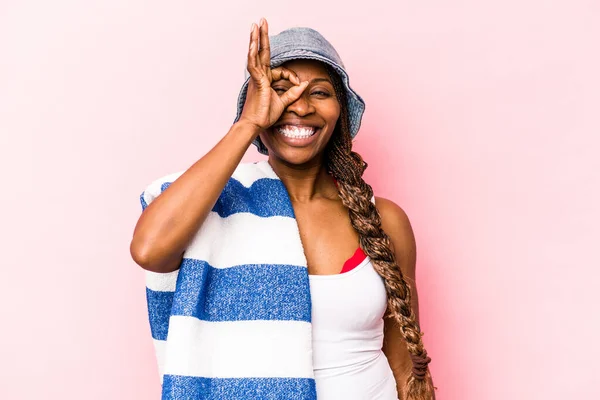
(374, 196), (417, 280)
(374, 196), (414, 244)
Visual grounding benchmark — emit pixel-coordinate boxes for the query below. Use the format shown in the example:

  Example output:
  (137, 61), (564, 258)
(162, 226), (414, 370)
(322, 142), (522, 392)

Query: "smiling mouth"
(274, 125), (319, 139)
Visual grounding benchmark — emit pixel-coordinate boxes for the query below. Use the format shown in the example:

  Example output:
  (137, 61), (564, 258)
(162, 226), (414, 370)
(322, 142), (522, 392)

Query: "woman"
(131, 18), (435, 400)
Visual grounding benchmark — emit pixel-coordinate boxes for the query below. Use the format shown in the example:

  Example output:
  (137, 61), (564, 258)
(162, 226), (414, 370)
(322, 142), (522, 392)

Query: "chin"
(269, 147), (321, 166)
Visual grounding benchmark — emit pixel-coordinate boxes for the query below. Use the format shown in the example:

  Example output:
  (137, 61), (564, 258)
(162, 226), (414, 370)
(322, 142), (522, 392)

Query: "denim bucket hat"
(233, 26), (366, 155)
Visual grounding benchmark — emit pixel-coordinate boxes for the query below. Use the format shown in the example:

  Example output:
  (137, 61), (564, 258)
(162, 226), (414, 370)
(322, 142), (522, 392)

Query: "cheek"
(321, 127), (336, 145)
(326, 104), (341, 127)
(325, 112), (341, 135)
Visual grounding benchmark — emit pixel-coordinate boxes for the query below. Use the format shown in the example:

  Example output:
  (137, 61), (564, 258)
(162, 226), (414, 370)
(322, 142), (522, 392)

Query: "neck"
(267, 156), (337, 203)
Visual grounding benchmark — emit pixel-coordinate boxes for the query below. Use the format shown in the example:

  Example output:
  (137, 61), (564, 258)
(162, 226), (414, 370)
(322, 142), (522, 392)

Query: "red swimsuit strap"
(331, 175), (368, 273)
(340, 247), (367, 273)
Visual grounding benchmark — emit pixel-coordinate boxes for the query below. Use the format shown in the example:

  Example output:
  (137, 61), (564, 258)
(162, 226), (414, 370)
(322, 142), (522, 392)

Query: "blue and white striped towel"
(140, 160), (316, 399)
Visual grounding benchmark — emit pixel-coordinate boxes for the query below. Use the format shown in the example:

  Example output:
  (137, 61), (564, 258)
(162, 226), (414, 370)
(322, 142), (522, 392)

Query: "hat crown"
(244, 27), (345, 80)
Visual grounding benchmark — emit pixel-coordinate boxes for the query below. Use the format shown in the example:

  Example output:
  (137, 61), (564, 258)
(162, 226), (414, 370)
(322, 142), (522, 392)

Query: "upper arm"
(131, 171), (185, 271)
(375, 196), (419, 319)
(375, 196), (420, 397)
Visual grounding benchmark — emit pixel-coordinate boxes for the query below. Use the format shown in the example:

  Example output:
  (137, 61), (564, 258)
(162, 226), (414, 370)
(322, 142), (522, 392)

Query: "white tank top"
(309, 256), (399, 400)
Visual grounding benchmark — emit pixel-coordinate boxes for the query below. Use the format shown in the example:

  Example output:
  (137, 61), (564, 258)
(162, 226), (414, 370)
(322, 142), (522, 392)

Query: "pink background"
(2, 1), (599, 399)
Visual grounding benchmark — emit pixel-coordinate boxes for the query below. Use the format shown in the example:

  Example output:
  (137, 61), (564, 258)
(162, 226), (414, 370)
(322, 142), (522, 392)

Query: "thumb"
(279, 81), (309, 107)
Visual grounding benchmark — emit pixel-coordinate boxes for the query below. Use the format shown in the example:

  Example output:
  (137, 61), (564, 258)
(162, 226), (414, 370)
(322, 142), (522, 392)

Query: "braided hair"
(323, 64), (435, 400)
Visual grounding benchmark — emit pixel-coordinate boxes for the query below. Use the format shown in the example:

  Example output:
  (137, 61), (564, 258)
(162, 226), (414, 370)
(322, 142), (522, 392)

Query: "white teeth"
(276, 125), (317, 139)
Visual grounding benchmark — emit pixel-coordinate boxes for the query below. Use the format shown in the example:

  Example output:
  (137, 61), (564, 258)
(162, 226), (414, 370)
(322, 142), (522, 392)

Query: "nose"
(285, 91), (315, 116)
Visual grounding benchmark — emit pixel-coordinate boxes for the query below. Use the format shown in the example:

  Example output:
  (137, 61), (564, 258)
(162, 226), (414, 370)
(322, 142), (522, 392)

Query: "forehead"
(280, 59), (330, 80)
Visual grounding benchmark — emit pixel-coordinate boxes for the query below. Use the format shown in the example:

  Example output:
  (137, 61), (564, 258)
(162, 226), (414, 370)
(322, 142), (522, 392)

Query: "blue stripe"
(162, 376), (316, 400)
(140, 183), (171, 211)
(213, 178), (294, 218)
(140, 177), (293, 218)
(140, 192), (148, 210)
(146, 259), (311, 332)
(146, 288), (174, 340)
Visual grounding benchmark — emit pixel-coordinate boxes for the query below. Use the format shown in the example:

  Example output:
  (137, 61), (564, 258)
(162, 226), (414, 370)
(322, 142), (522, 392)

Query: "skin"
(248, 20), (421, 400)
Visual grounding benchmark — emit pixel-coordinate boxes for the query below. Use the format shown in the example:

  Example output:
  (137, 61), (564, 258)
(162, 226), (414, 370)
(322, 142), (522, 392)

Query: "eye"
(312, 91), (330, 97)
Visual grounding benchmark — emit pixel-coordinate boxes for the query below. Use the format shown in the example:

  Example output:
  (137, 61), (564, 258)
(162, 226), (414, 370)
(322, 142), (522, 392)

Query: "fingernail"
(260, 18), (264, 27)
(251, 23), (255, 32)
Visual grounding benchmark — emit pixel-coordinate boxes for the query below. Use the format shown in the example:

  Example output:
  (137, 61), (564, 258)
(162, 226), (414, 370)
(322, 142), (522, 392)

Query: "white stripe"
(184, 212), (307, 269)
(152, 339), (167, 383)
(142, 171), (185, 206)
(163, 317), (314, 379)
(145, 269), (179, 292)
(141, 161), (276, 207)
(232, 160), (279, 187)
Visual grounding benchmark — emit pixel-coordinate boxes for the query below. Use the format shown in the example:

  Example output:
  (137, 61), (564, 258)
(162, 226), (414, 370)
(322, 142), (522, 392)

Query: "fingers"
(247, 23), (259, 79)
(258, 18), (271, 70)
(247, 18), (273, 82)
(272, 66), (301, 85)
(279, 81), (309, 108)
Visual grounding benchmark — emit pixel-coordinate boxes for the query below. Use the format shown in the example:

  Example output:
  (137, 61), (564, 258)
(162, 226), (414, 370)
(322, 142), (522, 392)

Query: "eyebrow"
(310, 77), (333, 84)
(274, 77), (333, 86)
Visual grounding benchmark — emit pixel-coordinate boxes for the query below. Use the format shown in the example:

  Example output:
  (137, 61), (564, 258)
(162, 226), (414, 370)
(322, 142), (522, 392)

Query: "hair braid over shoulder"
(324, 65), (435, 400)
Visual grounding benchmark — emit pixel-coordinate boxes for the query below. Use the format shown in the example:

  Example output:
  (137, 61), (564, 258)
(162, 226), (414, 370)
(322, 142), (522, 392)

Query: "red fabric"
(331, 175), (367, 274)
(340, 247), (367, 273)
(331, 176), (367, 274)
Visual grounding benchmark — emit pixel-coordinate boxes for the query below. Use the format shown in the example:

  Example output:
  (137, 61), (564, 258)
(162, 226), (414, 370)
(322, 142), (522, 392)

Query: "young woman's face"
(259, 59), (341, 165)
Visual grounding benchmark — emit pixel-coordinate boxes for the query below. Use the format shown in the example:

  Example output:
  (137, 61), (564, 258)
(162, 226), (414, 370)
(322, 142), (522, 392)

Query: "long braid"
(324, 65), (435, 399)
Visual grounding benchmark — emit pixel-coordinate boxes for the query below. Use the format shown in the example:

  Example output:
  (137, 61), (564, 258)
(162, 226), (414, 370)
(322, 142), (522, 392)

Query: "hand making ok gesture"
(239, 18), (310, 132)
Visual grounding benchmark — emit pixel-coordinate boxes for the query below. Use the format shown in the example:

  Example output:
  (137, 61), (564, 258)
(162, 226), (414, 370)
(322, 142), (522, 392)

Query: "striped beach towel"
(140, 160), (316, 399)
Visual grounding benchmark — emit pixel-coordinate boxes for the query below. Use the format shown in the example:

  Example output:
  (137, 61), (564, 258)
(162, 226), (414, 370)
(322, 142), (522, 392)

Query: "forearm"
(130, 121), (260, 272)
